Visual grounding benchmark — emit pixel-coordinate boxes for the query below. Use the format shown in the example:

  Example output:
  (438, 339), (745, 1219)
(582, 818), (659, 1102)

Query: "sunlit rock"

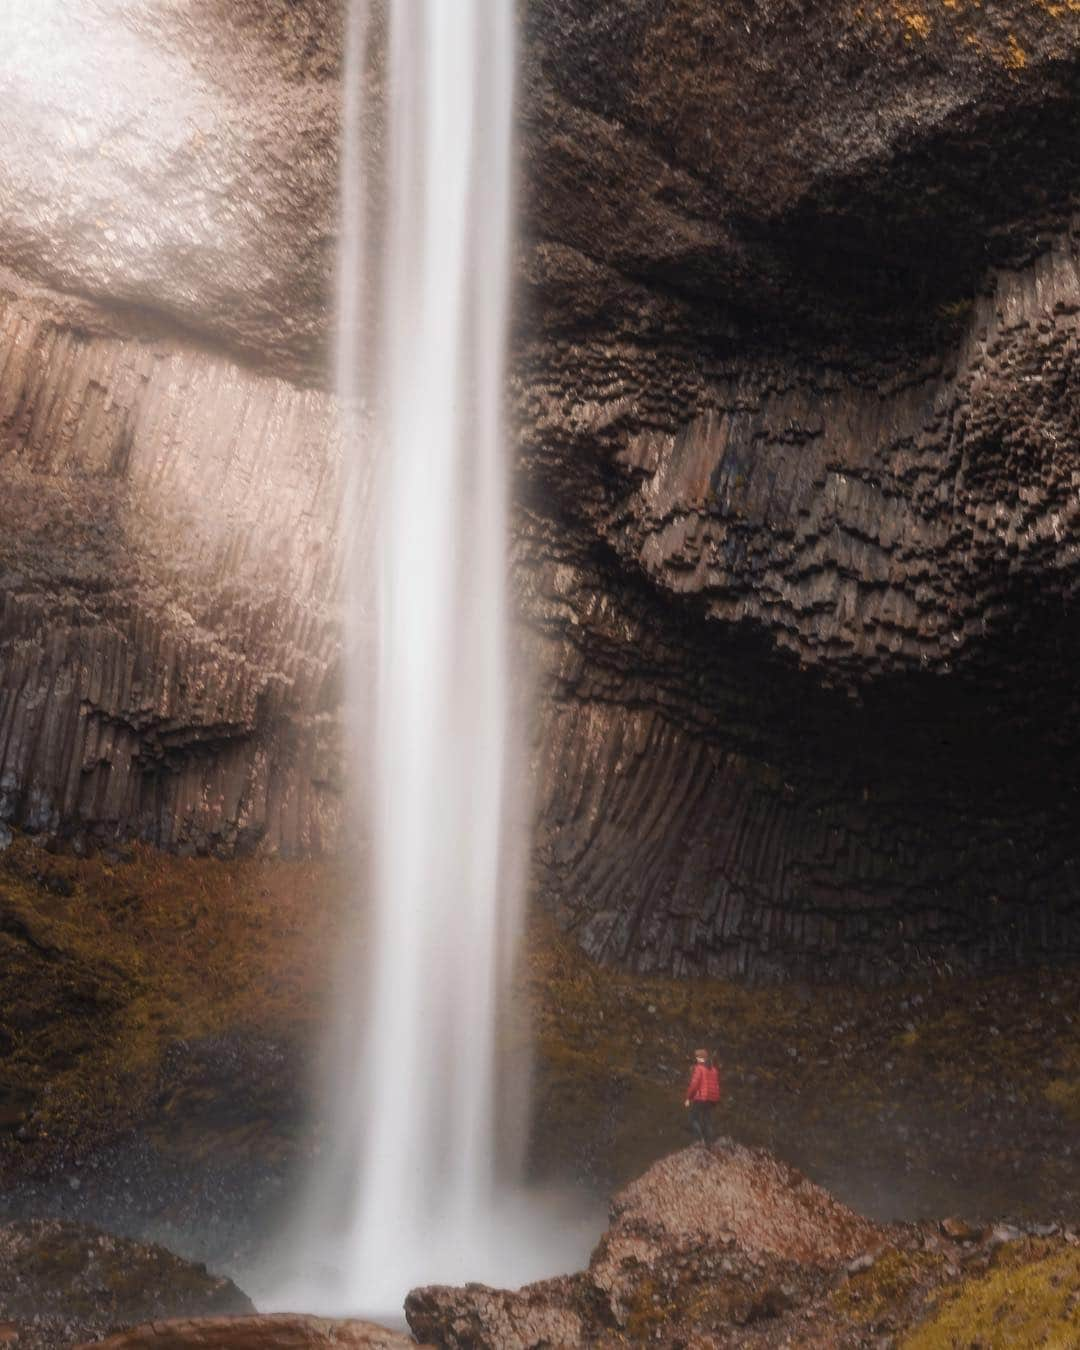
(80, 1314), (422, 1350)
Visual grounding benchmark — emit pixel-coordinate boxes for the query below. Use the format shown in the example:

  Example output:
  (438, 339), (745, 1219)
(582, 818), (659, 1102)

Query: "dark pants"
(689, 1100), (717, 1145)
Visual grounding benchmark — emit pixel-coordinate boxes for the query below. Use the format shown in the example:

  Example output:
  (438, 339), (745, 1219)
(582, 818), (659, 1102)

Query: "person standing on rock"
(684, 1047), (721, 1145)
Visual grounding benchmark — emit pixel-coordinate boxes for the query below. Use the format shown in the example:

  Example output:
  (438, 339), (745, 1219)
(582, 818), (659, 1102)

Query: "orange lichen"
(1004, 32), (1029, 65)
(901, 10), (933, 38)
(1031, 0), (1080, 16)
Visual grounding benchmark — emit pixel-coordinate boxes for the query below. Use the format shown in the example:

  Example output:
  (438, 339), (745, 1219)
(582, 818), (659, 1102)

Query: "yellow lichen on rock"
(1005, 31), (1029, 64)
(832, 1248), (946, 1324)
(1032, 0), (1080, 17)
(903, 1244), (1080, 1348)
(900, 9), (933, 38)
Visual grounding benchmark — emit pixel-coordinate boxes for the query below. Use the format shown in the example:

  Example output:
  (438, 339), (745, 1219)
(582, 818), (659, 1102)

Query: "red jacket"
(687, 1062), (721, 1103)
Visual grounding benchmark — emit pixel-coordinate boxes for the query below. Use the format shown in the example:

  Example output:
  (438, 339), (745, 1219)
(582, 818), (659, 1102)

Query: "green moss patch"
(525, 910), (1080, 1223)
(832, 1247), (946, 1324)
(0, 833), (341, 1174)
(904, 1242), (1080, 1348)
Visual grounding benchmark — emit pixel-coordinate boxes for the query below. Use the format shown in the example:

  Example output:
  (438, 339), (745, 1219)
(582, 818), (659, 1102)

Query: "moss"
(0, 832), (341, 1172)
(621, 1274), (670, 1341)
(904, 1244), (1080, 1348)
(832, 1248), (946, 1323)
(618, 1265), (794, 1342)
(525, 909), (1080, 1220)
(1044, 1076), (1080, 1119)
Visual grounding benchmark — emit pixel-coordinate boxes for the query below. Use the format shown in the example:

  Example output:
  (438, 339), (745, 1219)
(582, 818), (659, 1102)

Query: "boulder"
(0, 1220), (252, 1350)
(406, 1141), (886, 1347)
(77, 1314), (422, 1350)
(407, 1143), (1080, 1346)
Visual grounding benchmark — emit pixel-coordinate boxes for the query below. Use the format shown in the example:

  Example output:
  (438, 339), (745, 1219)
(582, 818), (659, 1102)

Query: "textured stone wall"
(531, 221), (1080, 682)
(516, 229), (1080, 980)
(2, 0), (1080, 979)
(0, 0), (341, 384)
(0, 276), (345, 855)
(525, 562), (1080, 981)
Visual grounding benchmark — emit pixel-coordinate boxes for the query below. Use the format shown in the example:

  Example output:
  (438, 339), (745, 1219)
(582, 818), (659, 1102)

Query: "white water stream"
(349, 0), (516, 1299)
(265, 0), (599, 1319)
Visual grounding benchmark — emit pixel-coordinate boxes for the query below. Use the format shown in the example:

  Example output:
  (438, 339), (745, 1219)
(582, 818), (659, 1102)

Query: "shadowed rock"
(0, 1220), (253, 1350)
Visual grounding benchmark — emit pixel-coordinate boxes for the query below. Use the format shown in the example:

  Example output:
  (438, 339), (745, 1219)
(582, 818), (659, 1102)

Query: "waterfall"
(261, 0), (600, 1317)
(352, 0), (517, 1296)
(261, 0), (602, 1318)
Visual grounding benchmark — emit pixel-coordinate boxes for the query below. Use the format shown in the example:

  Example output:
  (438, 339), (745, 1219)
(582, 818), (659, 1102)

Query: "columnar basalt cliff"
(2, 0), (1080, 976)
(519, 236), (1080, 979)
(0, 277), (344, 855)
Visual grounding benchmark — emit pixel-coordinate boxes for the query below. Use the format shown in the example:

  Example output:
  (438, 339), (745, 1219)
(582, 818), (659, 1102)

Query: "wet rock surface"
(0, 0), (341, 384)
(79, 1316), (420, 1350)
(406, 1143), (1080, 1348)
(0, 1220), (253, 1350)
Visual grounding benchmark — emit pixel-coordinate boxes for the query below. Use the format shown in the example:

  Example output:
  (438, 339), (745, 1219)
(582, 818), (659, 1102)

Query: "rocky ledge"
(0, 1220), (420, 1350)
(0, 1220), (252, 1349)
(78, 1316), (420, 1350)
(407, 1143), (1080, 1347)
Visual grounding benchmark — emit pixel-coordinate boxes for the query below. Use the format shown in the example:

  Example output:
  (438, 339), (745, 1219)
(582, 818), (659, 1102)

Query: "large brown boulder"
(78, 1315), (422, 1350)
(406, 1142), (1080, 1347)
(405, 1142), (886, 1347)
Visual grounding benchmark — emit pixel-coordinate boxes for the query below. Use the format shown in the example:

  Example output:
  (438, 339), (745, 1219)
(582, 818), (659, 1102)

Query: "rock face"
(517, 1), (1080, 346)
(0, 277), (344, 856)
(2, 1), (1080, 973)
(520, 234), (1080, 979)
(0, 0), (341, 385)
(0, 1219), (253, 1350)
(513, 2), (1080, 979)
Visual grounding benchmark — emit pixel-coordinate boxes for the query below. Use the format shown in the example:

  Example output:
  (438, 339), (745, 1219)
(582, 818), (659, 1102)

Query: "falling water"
(264, 0), (600, 1318)
(354, 0), (516, 1296)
